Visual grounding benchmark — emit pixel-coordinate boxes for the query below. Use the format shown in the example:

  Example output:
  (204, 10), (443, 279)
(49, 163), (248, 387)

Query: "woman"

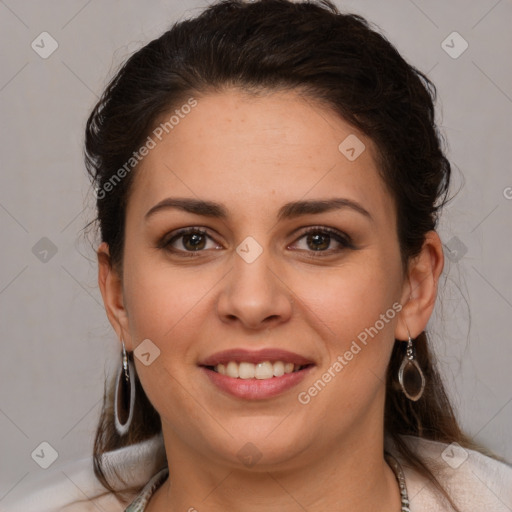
(35, 0), (512, 510)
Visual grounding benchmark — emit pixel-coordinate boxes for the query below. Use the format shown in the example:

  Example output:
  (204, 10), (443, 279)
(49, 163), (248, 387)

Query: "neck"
(147, 426), (401, 512)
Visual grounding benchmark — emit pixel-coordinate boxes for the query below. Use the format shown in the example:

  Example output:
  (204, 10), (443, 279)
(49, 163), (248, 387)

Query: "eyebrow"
(144, 197), (372, 222)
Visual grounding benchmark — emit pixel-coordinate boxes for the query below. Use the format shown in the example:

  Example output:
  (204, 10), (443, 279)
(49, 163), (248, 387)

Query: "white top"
(2, 434), (511, 511)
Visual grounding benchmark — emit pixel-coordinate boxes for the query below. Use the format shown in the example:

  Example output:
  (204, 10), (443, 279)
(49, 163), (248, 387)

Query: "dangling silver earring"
(398, 334), (425, 401)
(114, 341), (135, 436)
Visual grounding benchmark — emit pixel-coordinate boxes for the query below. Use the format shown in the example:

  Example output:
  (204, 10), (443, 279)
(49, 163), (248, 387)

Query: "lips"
(198, 348), (315, 399)
(199, 348), (315, 367)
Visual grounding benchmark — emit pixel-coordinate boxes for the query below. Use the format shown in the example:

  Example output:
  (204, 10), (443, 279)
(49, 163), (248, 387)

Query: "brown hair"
(85, 0), (478, 508)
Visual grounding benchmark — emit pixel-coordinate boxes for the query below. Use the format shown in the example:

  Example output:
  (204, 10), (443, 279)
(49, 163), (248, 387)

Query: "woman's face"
(112, 89), (410, 468)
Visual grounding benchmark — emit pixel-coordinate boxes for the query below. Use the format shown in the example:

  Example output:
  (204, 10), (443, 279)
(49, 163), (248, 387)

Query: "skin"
(98, 89), (444, 512)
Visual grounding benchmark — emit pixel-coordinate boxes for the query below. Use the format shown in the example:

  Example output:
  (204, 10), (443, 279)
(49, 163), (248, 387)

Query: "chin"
(206, 423), (311, 471)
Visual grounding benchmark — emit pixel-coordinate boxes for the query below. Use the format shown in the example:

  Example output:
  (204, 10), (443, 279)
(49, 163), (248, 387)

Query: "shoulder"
(396, 435), (512, 512)
(124, 468), (169, 512)
(0, 456), (126, 512)
(1, 435), (166, 512)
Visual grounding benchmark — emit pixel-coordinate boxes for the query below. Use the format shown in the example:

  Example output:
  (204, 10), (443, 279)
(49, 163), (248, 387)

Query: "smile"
(198, 348), (315, 399)
(211, 361), (309, 380)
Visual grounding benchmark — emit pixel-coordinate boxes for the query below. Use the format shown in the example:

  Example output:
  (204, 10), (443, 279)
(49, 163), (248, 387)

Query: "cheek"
(292, 255), (402, 341)
(122, 247), (218, 344)
(289, 254), (403, 408)
(122, 254), (215, 420)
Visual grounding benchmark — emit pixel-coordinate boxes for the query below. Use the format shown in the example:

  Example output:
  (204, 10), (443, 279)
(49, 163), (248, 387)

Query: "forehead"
(127, 89), (393, 225)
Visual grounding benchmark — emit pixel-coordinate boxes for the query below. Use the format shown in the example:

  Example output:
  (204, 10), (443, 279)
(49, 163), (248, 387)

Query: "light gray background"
(1, 0), (511, 501)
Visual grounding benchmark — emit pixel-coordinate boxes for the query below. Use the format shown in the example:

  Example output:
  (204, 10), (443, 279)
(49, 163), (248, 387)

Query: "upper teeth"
(214, 361), (301, 379)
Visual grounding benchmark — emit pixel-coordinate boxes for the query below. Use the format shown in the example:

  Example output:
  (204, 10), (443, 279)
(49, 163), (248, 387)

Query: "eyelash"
(158, 226), (355, 258)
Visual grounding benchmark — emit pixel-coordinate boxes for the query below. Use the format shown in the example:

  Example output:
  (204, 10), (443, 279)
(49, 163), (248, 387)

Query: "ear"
(395, 231), (444, 340)
(97, 242), (132, 350)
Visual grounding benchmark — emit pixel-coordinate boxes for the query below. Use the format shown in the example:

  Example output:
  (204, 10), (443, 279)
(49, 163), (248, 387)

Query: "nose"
(216, 247), (293, 331)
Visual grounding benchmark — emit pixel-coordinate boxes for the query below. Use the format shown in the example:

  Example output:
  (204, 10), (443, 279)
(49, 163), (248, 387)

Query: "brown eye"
(290, 227), (354, 254)
(161, 228), (221, 254)
(181, 232), (207, 251)
(306, 232), (331, 251)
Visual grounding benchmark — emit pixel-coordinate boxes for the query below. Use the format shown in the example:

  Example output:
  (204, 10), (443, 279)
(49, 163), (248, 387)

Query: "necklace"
(385, 452), (411, 512)
(133, 455), (410, 512)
